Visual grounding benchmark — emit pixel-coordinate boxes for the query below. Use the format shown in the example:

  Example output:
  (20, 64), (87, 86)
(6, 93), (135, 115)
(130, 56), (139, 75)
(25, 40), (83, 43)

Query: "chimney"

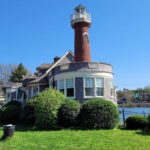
(54, 56), (60, 63)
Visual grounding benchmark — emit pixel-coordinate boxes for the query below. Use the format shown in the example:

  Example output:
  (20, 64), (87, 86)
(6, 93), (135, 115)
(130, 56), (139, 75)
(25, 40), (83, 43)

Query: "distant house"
(0, 82), (5, 104)
(22, 5), (117, 104)
(5, 82), (23, 103)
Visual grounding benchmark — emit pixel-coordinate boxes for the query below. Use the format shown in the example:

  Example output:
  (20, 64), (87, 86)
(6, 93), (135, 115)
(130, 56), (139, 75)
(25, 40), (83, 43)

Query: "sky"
(0, 0), (150, 90)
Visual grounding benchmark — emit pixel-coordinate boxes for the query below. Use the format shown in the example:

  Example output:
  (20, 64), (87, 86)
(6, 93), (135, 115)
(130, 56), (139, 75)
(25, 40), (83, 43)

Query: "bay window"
(85, 78), (94, 96)
(84, 77), (104, 97)
(66, 79), (74, 97)
(96, 78), (104, 96)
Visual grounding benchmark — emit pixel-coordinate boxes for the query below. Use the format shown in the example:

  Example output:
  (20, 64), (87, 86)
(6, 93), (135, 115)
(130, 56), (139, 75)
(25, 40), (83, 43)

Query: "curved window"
(85, 78), (94, 96)
(84, 77), (104, 97)
(96, 78), (104, 96)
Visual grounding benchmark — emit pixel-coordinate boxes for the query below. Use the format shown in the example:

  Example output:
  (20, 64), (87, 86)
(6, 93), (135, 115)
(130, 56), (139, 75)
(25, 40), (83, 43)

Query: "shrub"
(126, 116), (148, 130)
(0, 108), (3, 123)
(21, 97), (37, 125)
(35, 88), (65, 129)
(78, 98), (119, 129)
(58, 99), (80, 128)
(2, 105), (21, 124)
(4, 100), (22, 108)
(147, 114), (150, 122)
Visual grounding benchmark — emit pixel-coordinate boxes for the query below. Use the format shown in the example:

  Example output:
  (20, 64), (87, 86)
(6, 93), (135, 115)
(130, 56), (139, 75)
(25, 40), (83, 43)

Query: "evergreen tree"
(10, 63), (28, 82)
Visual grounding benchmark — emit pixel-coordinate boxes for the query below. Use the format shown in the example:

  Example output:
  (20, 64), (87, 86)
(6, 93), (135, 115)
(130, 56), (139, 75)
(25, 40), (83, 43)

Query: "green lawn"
(0, 126), (150, 150)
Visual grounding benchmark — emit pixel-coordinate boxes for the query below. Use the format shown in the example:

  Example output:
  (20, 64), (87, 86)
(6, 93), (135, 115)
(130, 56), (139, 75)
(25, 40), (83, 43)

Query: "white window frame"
(66, 78), (75, 98)
(57, 78), (75, 99)
(84, 77), (104, 98)
(57, 79), (65, 94)
(84, 77), (94, 98)
(32, 85), (39, 97)
(95, 77), (104, 97)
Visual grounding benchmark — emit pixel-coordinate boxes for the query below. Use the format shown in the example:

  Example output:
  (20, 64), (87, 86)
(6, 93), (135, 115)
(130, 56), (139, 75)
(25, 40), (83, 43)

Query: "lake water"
(118, 107), (150, 123)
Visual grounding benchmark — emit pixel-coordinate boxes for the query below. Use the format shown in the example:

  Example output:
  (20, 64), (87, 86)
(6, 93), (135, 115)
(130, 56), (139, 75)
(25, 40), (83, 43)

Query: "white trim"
(56, 78), (75, 99)
(83, 77), (105, 99)
(83, 32), (88, 36)
(55, 71), (113, 81)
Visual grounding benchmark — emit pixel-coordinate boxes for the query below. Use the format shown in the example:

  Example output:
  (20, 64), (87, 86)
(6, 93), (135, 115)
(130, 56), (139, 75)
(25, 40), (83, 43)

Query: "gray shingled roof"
(36, 63), (52, 70)
(28, 73), (48, 84)
(26, 51), (74, 85)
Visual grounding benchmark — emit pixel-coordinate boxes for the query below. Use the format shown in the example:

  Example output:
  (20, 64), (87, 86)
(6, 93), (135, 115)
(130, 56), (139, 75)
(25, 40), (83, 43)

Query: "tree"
(143, 86), (150, 93)
(10, 63), (29, 82)
(0, 64), (17, 84)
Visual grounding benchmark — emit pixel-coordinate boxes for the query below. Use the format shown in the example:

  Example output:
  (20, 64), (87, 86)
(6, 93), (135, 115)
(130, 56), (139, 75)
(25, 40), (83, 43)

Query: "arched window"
(83, 32), (89, 44)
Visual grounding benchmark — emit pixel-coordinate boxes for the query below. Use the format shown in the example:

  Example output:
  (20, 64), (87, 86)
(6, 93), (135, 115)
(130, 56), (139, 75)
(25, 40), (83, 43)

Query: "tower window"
(83, 33), (89, 44)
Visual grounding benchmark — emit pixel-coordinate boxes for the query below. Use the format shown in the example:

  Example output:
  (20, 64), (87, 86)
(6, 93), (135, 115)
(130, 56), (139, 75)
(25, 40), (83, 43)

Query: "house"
(0, 81), (24, 105)
(22, 5), (117, 104)
(0, 82), (5, 105)
(5, 82), (23, 103)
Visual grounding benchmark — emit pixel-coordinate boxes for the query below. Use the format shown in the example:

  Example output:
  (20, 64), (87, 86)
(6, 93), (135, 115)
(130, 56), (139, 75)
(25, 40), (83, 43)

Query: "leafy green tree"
(10, 63), (28, 82)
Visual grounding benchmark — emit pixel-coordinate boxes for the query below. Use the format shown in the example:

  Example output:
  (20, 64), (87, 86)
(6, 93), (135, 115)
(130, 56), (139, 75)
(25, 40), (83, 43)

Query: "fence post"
(122, 109), (126, 126)
(143, 111), (146, 117)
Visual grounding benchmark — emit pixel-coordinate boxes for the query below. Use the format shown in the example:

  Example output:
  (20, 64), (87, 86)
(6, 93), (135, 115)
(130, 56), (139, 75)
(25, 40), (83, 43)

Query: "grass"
(0, 126), (150, 150)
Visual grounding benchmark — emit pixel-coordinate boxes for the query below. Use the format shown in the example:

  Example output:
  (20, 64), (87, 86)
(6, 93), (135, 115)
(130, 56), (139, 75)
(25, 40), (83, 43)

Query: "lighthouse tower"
(71, 5), (91, 62)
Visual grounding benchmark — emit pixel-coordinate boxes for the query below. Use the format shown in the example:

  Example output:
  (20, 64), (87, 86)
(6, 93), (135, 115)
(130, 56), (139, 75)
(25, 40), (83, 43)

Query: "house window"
(96, 78), (104, 96)
(33, 86), (39, 96)
(66, 79), (74, 97)
(85, 78), (94, 96)
(57, 78), (74, 97)
(57, 80), (65, 93)
(84, 77), (104, 98)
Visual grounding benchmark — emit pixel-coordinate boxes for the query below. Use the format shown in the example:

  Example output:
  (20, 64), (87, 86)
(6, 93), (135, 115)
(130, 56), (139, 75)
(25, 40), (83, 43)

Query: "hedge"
(2, 105), (21, 124)
(126, 115), (148, 130)
(78, 98), (119, 129)
(58, 99), (80, 128)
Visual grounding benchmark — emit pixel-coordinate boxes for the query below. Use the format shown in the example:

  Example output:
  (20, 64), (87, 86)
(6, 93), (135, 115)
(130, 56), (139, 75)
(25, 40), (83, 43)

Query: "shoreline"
(118, 103), (150, 108)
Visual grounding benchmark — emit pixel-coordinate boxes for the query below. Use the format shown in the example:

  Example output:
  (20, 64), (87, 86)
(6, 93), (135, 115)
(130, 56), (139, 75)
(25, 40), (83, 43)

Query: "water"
(118, 107), (150, 123)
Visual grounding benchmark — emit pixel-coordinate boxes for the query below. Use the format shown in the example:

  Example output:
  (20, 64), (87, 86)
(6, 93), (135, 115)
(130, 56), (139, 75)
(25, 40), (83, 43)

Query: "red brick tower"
(71, 5), (91, 62)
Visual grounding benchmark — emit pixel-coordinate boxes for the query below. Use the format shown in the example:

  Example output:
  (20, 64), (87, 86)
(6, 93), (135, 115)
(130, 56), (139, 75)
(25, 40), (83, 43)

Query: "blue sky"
(0, 0), (150, 90)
